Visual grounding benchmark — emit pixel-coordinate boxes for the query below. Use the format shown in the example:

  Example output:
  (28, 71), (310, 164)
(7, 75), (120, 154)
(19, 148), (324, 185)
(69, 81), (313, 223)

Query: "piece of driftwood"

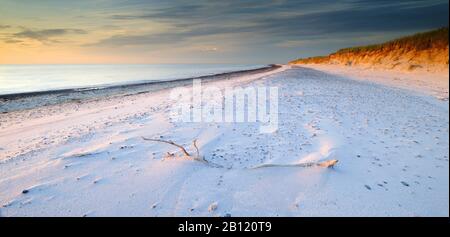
(142, 137), (207, 163)
(142, 137), (191, 157)
(193, 139), (200, 158)
(142, 136), (338, 169)
(251, 159), (338, 169)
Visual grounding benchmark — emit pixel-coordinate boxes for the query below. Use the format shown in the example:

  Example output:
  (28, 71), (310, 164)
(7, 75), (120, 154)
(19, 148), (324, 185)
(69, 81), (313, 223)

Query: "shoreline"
(0, 64), (281, 113)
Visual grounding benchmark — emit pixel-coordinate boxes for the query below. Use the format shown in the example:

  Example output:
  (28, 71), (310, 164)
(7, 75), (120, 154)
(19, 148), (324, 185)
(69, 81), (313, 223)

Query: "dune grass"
(336, 27), (448, 54)
(290, 27), (449, 64)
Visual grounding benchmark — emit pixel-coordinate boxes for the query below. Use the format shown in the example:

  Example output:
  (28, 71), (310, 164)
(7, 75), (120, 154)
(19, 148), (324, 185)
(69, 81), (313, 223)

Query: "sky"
(0, 0), (448, 64)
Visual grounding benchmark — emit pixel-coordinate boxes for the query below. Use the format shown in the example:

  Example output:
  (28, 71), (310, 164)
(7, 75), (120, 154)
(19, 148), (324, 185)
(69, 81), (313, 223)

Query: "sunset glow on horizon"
(1, 0), (448, 64)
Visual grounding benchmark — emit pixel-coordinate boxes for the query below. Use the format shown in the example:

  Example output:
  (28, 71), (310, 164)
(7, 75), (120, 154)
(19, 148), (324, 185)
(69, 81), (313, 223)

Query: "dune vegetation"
(290, 27), (449, 71)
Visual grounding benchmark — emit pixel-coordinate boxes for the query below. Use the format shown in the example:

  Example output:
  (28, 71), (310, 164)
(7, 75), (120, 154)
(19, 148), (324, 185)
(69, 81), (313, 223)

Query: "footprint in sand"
(401, 181), (410, 187)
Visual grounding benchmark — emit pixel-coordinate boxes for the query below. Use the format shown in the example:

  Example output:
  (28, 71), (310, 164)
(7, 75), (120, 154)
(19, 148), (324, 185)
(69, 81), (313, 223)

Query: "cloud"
(12, 28), (87, 43)
(98, 0), (448, 48)
(3, 39), (23, 44)
(111, 4), (205, 21)
(84, 33), (177, 47)
(2, 0), (447, 63)
(253, 0), (449, 38)
(0, 25), (11, 29)
(85, 23), (259, 47)
(200, 46), (219, 52)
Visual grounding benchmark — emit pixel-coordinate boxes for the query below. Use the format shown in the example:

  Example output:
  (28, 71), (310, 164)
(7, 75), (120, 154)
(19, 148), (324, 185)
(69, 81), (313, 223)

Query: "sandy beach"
(298, 64), (449, 101)
(0, 65), (448, 217)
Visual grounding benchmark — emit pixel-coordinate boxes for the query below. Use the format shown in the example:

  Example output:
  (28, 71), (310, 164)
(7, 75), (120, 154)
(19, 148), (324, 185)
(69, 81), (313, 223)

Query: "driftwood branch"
(142, 136), (338, 169)
(193, 139), (200, 158)
(142, 137), (191, 157)
(251, 159), (338, 169)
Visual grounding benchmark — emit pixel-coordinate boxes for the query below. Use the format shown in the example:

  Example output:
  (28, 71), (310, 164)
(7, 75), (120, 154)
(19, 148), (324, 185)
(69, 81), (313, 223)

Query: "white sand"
(299, 64), (449, 100)
(0, 65), (448, 217)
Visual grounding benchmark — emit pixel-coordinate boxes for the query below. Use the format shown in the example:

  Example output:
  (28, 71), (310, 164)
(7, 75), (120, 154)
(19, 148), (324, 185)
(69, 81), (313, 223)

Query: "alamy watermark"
(169, 79), (279, 133)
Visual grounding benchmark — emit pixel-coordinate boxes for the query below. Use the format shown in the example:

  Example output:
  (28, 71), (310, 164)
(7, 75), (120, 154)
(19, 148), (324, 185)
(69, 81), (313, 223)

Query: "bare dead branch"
(142, 137), (191, 157)
(193, 139), (200, 158)
(251, 159), (338, 169)
(142, 136), (337, 169)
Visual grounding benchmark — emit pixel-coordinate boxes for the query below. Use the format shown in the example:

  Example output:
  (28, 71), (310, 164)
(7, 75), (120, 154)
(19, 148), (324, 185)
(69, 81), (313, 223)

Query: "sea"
(0, 64), (264, 96)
